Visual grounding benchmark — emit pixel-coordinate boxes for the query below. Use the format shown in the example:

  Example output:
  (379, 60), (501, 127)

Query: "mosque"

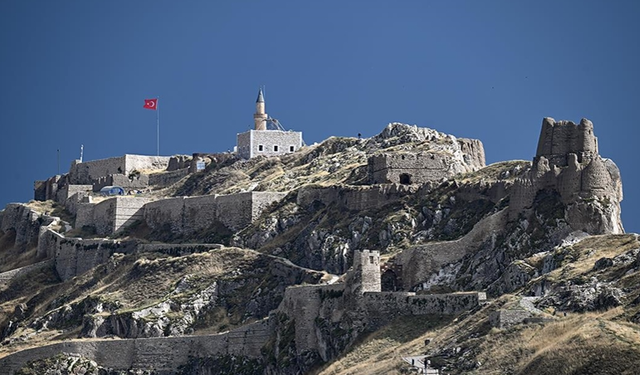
(236, 89), (303, 159)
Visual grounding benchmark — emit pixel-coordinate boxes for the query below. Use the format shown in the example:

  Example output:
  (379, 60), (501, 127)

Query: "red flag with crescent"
(143, 98), (157, 110)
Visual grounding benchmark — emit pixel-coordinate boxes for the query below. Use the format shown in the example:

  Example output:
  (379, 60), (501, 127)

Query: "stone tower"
(347, 250), (382, 296)
(236, 89), (303, 159)
(253, 89), (268, 131)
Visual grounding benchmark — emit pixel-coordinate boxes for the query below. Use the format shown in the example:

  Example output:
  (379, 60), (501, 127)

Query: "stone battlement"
(535, 117), (598, 166)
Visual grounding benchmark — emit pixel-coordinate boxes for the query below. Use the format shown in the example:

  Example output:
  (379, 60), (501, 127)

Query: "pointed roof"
(256, 89), (264, 103)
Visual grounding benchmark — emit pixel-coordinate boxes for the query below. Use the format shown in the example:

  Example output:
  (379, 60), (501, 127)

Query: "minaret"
(253, 89), (268, 131)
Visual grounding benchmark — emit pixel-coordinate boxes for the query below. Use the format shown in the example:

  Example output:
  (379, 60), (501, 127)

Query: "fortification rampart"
(1, 204), (57, 252)
(93, 174), (149, 192)
(367, 137), (485, 185)
(507, 118), (623, 234)
(40, 228), (137, 281)
(0, 318), (273, 375)
(56, 184), (92, 206)
(0, 259), (54, 285)
(34, 175), (63, 201)
(279, 284), (346, 355)
(75, 197), (150, 236)
(536, 117), (597, 166)
(362, 291), (485, 327)
(296, 184), (418, 212)
(68, 155), (171, 185)
(143, 192), (284, 236)
(398, 209), (509, 290)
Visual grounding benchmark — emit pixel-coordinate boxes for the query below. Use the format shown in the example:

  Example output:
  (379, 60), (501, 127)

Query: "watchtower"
(347, 250), (382, 296)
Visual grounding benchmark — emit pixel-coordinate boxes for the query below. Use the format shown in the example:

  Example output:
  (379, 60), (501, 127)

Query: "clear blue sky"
(1, 1), (639, 232)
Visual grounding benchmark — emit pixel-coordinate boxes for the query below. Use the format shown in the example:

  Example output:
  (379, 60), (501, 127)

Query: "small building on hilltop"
(236, 89), (303, 159)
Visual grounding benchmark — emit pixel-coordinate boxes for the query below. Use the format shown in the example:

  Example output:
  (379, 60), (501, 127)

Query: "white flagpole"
(156, 97), (160, 156)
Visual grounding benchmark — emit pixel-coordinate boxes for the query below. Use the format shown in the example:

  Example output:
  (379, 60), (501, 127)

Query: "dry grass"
(544, 234), (639, 282)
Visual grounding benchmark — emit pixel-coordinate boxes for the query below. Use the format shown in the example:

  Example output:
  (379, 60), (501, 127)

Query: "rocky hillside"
(1, 120), (637, 375)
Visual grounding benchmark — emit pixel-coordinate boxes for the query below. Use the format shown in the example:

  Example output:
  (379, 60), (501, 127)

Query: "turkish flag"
(143, 98), (157, 110)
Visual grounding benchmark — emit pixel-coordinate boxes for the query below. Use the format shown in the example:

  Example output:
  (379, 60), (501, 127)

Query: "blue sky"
(1, 1), (639, 232)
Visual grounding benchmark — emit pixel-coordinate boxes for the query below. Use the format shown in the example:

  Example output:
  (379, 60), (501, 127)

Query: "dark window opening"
(369, 256), (375, 264)
(381, 269), (400, 292)
(289, 145), (295, 152)
(258, 145), (264, 152)
(399, 173), (412, 185)
(274, 145), (279, 152)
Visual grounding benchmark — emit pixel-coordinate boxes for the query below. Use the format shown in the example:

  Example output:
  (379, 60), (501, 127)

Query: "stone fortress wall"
(0, 318), (273, 375)
(75, 197), (151, 236)
(67, 155), (171, 185)
(368, 137), (485, 185)
(509, 118), (624, 233)
(279, 250), (486, 356)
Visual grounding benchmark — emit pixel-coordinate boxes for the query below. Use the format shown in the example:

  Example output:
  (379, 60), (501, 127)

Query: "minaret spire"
(254, 88), (267, 130)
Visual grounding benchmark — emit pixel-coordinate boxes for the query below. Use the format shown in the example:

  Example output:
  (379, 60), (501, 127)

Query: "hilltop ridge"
(0, 118), (637, 375)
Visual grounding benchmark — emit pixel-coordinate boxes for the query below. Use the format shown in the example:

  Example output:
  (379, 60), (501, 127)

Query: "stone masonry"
(75, 197), (150, 236)
(237, 129), (303, 159)
(368, 138), (485, 185)
(509, 118), (623, 233)
(0, 319), (273, 375)
(68, 154), (171, 185)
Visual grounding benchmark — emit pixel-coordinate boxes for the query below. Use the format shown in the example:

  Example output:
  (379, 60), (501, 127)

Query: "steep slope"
(0, 119), (634, 374)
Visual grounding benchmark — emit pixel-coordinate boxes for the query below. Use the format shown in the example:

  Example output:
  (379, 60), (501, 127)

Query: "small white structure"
(236, 89), (303, 159)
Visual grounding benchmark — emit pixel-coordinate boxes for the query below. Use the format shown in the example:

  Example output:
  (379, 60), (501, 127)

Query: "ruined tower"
(236, 89), (303, 159)
(346, 250), (382, 296)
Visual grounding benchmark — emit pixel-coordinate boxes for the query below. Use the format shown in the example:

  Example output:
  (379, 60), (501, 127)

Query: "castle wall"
(143, 192), (282, 235)
(237, 130), (302, 159)
(75, 203), (95, 231)
(56, 184), (92, 205)
(144, 197), (187, 232)
(69, 156), (126, 185)
(68, 155), (170, 185)
(536, 118), (598, 166)
(296, 184), (417, 212)
(76, 197), (149, 236)
(0, 319), (273, 375)
(0, 260), (54, 285)
(215, 193), (253, 230)
(184, 195), (218, 233)
(93, 174), (149, 192)
(144, 195), (218, 235)
(489, 309), (532, 329)
(249, 192), (288, 222)
(0, 204), (55, 252)
(42, 228), (137, 281)
(92, 198), (117, 235)
(369, 152), (454, 184)
(114, 197), (150, 233)
(279, 284), (346, 355)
